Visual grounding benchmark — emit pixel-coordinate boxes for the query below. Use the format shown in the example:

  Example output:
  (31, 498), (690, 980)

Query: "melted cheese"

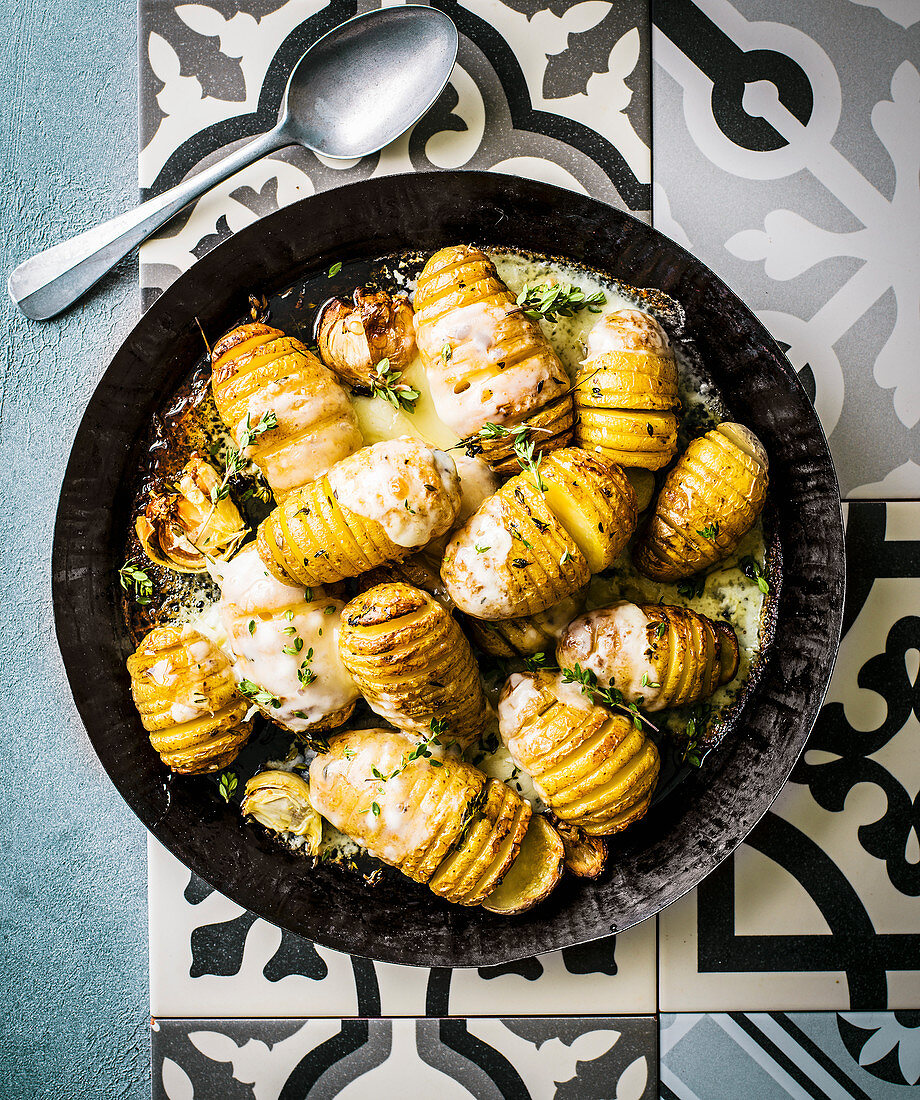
(559, 602), (660, 705)
(585, 308), (671, 358)
(444, 511), (514, 618)
(328, 437), (460, 548)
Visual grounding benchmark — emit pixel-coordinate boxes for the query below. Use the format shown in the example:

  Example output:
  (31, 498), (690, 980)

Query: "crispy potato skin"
(575, 310), (681, 470)
(210, 322), (362, 500)
(556, 602), (739, 712)
(338, 583), (489, 748)
(464, 589), (587, 658)
(308, 729), (531, 905)
(414, 246), (573, 467)
(127, 625), (252, 774)
(635, 424), (768, 580)
(498, 671), (660, 836)
(441, 448), (637, 620)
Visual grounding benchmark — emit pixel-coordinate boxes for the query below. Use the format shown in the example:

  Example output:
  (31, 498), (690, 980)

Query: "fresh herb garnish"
(237, 679), (281, 708)
(327, 261), (342, 277)
(697, 523), (719, 540)
(516, 280), (605, 322)
(739, 554), (770, 595)
(513, 431), (546, 491)
(474, 544), (491, 554)
(369, 357), (420, 414)
(211, 411), (278, 503)
(282, 637), (304, 656)
(118, 563), (153, 605)
(217, 771), (237, 802)
(682, 717), (703, 767)
(559, 663), (657, 733)
(677, 575), (707, 599)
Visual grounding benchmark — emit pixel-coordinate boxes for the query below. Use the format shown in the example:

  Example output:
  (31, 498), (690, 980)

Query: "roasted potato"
(498, 671), (660, 835)
(635, 423), (769, 580)
(316, 288), (416, 390)
(210, 322), (363, 501)
(127, 624), (252, 774)
(441, 448), (637, 620)
(241, 770), (323, 854)
(574, 309), (680, 470)
(257, 438), (461, 586)
(465, 589), (587, 658)
(414, 245), (573, 472)
(339, 583), (489, 749)
(309, 729), (541, 907)
(556, 601), (739, 711)
(481, 815), (565, 914)
(216, 543), (359, 738)
(136, 452), (247, 573)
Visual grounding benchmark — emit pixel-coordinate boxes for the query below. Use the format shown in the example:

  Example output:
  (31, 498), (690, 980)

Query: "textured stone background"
(1, 2), (148, 1097)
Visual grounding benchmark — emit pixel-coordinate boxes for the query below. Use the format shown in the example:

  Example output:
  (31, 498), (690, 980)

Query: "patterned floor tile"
(152, 1015), (657, 1099)
(652, 0), (920, 497)
(659, 502), (920, 1011)
(660, 1012), (920, 1099)
(149, 835), (657, 1017)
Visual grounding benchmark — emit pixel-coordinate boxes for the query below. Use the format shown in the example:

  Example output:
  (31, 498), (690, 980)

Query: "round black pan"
(53, 171), (845, 966)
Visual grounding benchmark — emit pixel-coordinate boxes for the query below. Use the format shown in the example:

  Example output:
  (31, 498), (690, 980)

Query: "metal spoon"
(9, 7), (458, 321)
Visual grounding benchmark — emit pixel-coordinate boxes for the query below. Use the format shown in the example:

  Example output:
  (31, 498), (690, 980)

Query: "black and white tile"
(659, 502), (920, 1011)
(661, 1012), (920, 1098)
(652, 0), (920, 497)
(151, 1016), (658, 1099)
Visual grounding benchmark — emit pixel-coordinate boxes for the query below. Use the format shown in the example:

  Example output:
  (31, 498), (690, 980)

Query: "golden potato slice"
(481, 815), (565, 914)
(635, 423), (769, 581)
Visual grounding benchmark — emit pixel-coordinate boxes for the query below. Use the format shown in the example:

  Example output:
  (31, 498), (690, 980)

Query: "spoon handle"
(8, 127), (291, 321)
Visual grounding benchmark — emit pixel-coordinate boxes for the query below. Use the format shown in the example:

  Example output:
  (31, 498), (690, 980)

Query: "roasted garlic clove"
(556, 601), (739, 713)
(210, 322), (363, 501)
(241, 770), (323, 854)
(257, 438), (461, 587)
(441, 448), (637, 621)
(309, 729), (543, 908)
(414, 245), (574, 472)
(574, 309), (681, 471)
(339, 582), (489, 748)
(498, 671), (660, 836)
(126, 624), (252, 774)
(316, 288), (416, 389)
(136, 453), (248, 573)
(635, 423), (769, 581)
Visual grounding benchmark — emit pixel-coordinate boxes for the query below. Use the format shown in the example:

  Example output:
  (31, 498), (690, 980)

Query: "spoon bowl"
(8, 6), (459, 320)
(282, 7), (458, 159)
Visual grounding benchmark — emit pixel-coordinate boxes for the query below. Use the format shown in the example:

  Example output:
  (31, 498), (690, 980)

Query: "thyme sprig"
(119, 563), (153, 605)
(682, 717), (703, 768)
(516, 280), (605, 322)
(369, 357), (420, 414)
(238, 679), (281, 709)
(218, 771), (238, 802)
(211, 410), (278, 504)
(739, 554), (770, 595)
(559, 663), (658, 733)
(512, 431), (546, 491)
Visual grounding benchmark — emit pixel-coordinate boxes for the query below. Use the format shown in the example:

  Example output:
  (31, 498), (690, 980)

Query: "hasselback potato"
(556, 601), (739, 712)
(413, 245), (573, 472)
(217, 544), (359, 737)
(498, 671), (660, 835)
(465, 589), (587, 658)
(210, 322), (363, 500)
(441, 448), (637, 620)
(339, 583), (489, 748)
(574, 309), (680, 470)
(257, 438), (461, 587)
(309, 729), (554, 908)
(127, 624), (252, 774)
(635, 423), (769, 580)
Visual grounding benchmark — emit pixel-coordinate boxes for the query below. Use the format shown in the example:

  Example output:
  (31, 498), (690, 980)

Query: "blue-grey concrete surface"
(1, 3), (149, 1097)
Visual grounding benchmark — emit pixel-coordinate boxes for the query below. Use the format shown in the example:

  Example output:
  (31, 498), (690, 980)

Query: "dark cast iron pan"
(53, 171), (845, 967)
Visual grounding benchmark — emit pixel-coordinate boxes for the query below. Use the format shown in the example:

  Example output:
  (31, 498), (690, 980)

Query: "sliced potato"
(481, 815), (565, 914)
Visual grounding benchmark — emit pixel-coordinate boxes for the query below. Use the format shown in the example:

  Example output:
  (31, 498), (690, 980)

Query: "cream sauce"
(327, 437), (461, 548)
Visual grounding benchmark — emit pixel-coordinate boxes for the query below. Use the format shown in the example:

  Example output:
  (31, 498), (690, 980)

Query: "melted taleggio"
(215, 545), (358, 732)
(585, 308), (671, 358)
(327, 437), (461, 548)
(557, 602), (661, 705)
